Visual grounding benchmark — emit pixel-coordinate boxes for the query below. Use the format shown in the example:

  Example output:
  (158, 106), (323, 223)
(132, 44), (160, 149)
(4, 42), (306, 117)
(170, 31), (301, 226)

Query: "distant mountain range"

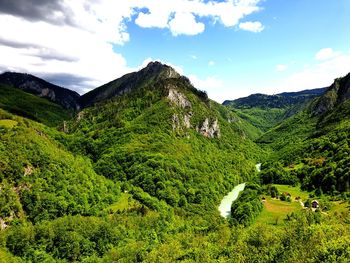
(0, 72), (80, 110)
(0, 62), (186, 110)
(223, 87), (326, 109)
(1, 62), (350, 262)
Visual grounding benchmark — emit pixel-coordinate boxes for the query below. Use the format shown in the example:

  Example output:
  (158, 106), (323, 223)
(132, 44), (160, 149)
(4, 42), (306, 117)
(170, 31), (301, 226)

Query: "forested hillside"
(0, 72), (80, 110)
(224, 88), (326, 137)
(0, 64), (349, 262)
(65, 62), (261, 213)
(254, 73), (350, 194)
(0, 84), (74, 127)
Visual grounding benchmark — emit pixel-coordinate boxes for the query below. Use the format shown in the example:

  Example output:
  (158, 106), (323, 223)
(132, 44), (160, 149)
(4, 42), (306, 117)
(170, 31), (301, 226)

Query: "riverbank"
(218, 183), (246, 218)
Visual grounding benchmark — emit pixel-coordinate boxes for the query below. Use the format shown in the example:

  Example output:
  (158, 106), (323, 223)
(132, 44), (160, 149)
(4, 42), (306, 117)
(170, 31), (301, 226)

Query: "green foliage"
(260, 162), (299, 185)
(62, 77), (261, 215)
(0, 119), (18, 129)
(252, 74), (350, 195)
(234, 107), (288, 134)
(1, 68), (350, 262)
(262, 185), (279, 198)
(0, 112), (120, 224)
(0, 84), (73, 127)
(230, 183), (263, 226)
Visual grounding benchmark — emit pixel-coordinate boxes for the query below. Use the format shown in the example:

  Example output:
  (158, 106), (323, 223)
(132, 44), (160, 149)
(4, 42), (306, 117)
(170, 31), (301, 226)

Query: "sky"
(0, 0), (350, 102)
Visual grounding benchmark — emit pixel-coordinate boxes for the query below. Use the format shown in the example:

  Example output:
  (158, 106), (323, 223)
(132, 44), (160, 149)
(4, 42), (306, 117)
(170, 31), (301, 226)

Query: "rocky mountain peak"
(142, 61), (181, 79)
(80, 61), (182, 108)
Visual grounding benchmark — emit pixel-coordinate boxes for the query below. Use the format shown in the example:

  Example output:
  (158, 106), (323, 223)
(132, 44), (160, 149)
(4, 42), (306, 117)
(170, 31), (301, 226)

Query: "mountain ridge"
(223, 87), (326, 109)
(1, 62), (350, 262)
(79, 61), (183, 108)
(0, 72), (81, 110)
(0, 62), (187, 111)
(222, 87), (327, 136)
(312, 72), (350, 115)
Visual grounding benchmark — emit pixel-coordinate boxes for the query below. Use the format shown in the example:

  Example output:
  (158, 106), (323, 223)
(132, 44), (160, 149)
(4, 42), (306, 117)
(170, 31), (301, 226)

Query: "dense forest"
(0, 64), (349, 262)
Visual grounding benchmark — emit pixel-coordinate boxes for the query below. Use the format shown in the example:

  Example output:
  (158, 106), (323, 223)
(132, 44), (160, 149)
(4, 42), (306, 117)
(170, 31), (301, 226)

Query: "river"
(218, 163), (261, 218)
(218, 183), (246, 218)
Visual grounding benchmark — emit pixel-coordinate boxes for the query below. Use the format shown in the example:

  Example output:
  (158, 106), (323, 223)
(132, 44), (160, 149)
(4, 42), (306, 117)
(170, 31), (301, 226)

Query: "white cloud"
(169, 12), (205, 36)
(0, 14), (130, 93)
(134, 4), (170, 28)
(188, 74), (224, 101)
(189, 75), (223, 90)
(315, 48), (341, 61)
(206, 0), (261, 27)
(133, 0), (262, 35)
(190, 55), (198, 60)
(276, 64), (288, 72)
(0, 0), (263, 93)
(265, 50), (350, 94)
(238, 21), (264, 32)
(208, 61), (215, 66)
(0, 0), (137, 93)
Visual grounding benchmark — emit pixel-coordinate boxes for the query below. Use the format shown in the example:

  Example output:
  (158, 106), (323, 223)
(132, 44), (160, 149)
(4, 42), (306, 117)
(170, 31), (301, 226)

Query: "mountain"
(67, 62), (261, 212)
(0, 72), (80, 110)
(223, 88), (326, 136)
(312, 72), (350, 115)
(0, 62), (267, 261)
(223, 88), (326, 109)
(1, 63), (349, 262)
(80, 61), (181, 108)
(0, 83), (74, 127)
(0, 64), (262, 211)
(257, 73), (350, 193)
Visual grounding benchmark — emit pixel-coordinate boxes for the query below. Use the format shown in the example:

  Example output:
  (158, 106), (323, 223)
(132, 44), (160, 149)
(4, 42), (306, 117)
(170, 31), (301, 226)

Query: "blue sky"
(0, 0), (350, 102)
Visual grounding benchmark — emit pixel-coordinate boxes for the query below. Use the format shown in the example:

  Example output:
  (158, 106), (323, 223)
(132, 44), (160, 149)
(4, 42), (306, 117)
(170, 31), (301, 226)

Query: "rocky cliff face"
(197, 118), (221, 138)
(167, 86), (220, 138)
(312, 73), (350, 115)
(168, 86), (193, 132)
(0, 72), (80, 110)
(168, 87), (192, 109)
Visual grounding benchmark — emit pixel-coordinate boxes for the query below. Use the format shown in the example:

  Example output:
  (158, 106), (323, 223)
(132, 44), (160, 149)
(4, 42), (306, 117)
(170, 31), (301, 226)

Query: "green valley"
(0, 63), (349, 262)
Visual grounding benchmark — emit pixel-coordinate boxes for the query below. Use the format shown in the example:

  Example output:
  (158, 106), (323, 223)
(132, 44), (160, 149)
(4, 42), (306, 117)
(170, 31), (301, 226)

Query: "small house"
(311, 200), (319, 208)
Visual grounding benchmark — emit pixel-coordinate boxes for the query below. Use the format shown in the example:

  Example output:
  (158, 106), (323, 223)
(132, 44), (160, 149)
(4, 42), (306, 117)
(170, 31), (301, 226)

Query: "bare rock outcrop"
(168, 88), (192, 109)
(172, 113), (192, 131)
(197, 118), (221, 138)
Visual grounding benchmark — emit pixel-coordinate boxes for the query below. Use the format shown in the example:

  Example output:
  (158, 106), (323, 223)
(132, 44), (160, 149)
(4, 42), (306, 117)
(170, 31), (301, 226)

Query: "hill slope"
(223, 88), (326, 109)
(0, 72), (80, 110)
(66, 62), (262, 213)
(0, 108), (119, 225)
(257, 73), (350, 193)
(0, 84), (73, 127)
(224, 88), (326, 135)
(0, 64), (349, 262)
